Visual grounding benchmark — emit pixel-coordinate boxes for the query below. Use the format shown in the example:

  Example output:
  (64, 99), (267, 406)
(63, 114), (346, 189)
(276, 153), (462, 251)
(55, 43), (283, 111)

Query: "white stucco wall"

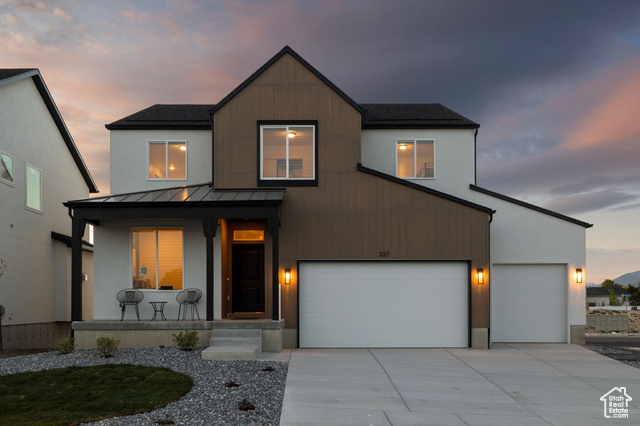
(93, 220), (209, 321)
(361, 128), (476, 195)
(110, 129), (212, 194)
(0, 77), (91, 326)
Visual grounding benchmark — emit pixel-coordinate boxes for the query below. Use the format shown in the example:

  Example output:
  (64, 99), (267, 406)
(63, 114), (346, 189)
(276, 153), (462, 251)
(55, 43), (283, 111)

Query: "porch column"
(268, 217), (279, 321)
(202, 218), (217, 321)
(71, 216), (86, 322)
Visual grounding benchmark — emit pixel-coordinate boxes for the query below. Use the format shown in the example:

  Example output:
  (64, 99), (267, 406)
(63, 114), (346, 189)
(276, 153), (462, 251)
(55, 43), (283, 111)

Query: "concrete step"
(201, 345), (260, 361)
(210, 328), (261, 338)
(210, 337), (260, 347)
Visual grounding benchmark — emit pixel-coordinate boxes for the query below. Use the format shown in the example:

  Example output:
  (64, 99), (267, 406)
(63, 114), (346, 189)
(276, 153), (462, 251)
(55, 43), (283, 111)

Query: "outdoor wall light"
(477, 269), (484, 285)
(576, 268), (583, 283)
(285, 269), (291, 285)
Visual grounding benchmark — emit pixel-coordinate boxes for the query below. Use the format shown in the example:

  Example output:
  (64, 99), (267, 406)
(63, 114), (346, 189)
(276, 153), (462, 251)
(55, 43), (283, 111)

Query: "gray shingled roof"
(107, 103), (477, 130)
(361, 103), (478, 128)
(587, 287), (627, 297)
(106, 104), (215, 130)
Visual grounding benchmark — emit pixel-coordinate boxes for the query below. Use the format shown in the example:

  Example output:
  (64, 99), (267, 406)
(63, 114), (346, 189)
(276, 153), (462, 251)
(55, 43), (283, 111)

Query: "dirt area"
(0, 348), (51, 359)
(587, 309), (640, 333)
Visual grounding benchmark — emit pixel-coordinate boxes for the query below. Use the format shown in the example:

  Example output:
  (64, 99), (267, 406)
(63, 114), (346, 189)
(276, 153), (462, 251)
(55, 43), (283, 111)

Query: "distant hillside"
(614, 270), (640, 287)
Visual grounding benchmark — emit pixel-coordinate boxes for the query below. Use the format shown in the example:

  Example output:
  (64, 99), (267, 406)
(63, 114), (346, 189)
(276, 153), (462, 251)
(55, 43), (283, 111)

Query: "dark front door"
(232, 244), (265, 313)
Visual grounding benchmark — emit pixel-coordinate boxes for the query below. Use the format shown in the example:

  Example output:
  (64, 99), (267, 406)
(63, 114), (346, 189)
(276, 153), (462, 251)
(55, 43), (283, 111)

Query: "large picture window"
(26, 164), (42, 211)
(260, 124), (315, 183)
(1, 152), (14, 185)
(396, 140), (435, 179)
(132, 228), (183, 290)
(148, 141), (187, 180)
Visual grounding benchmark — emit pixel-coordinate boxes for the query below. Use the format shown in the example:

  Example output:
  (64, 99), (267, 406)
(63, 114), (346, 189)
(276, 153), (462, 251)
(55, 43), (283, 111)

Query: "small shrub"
(172, 330), (199, 351)
(54, 337), (75, 354)
(261, 365), (275, 372)
(225, 380), (241, 388)
(238, 399), (255, 411)
(96, 337), (120, 358)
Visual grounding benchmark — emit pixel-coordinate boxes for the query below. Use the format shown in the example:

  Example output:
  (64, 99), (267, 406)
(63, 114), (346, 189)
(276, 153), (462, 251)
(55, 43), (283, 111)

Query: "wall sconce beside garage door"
(576, 268), (583, 283)
(477, 269), (484, 285)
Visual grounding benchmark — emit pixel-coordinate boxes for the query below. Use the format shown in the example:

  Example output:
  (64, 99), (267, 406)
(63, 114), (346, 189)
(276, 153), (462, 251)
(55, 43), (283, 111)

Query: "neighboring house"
(587, 287), (627, 307)
(0, 69), (98, 349)
(66, 46), (590, 351)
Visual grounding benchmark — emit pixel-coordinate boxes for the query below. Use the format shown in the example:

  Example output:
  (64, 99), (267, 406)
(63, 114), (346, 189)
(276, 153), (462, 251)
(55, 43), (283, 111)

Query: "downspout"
(474, 128), (479, 186)
(209, 109), (215, 187)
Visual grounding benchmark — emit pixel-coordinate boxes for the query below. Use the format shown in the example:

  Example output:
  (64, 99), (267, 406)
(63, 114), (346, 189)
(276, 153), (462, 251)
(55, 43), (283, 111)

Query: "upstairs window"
(132, 228), (183, 290)
(259, 123), (317, 186)
(26, 164), (42, 211)
(396, 140), (435, 179)
(148, 141), (187, 180)
(1, 152), (14, 185)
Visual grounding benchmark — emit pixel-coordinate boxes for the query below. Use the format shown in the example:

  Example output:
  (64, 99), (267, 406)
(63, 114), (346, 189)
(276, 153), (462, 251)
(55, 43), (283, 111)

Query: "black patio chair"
(176, 288), (202, 320)
(116, 288), (144, 321)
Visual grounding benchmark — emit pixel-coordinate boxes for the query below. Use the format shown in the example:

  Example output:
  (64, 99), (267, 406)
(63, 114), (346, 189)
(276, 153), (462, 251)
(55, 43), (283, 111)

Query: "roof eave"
(362, 123), (480, 130)
(470, 184), (593, 228)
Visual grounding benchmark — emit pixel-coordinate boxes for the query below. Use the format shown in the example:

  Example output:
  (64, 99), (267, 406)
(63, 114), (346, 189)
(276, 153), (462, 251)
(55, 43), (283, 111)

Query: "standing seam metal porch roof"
(65, 183), (284, 206)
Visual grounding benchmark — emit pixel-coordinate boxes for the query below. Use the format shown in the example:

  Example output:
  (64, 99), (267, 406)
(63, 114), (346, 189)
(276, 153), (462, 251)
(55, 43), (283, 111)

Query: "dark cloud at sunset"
(2, 0), (640, 281)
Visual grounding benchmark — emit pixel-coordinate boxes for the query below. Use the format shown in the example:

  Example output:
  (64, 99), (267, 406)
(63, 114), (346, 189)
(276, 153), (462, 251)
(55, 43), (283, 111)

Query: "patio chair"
(176, 288), (202, 320)
(116, 288), (144, 321)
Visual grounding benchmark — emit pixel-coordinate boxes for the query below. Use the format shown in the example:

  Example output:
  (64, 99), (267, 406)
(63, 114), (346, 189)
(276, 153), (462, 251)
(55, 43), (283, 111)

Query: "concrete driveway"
(279, 344), (640, 425)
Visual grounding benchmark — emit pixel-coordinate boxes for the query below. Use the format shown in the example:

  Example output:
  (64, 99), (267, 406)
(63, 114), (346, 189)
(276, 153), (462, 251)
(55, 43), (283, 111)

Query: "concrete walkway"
(279, 344), (640, 425)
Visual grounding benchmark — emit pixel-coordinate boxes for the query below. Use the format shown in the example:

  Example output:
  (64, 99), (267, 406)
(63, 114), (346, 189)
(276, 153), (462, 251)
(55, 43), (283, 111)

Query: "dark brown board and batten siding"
(214, 52), (490, 331)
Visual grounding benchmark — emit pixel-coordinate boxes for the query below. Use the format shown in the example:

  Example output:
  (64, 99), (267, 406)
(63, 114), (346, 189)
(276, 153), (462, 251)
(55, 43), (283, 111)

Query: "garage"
(299, 261), (469, 348)
(492, 264), (567, 343)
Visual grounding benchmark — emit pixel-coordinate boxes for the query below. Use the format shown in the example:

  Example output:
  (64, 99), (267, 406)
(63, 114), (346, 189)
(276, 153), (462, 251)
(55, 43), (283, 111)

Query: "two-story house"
(67, 46), (590, 352)
(0, 69), (98, 350)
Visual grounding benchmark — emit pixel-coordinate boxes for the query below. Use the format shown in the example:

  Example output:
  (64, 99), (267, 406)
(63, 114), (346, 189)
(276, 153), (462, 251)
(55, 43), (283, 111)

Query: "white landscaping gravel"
(0, 347), (288, 425)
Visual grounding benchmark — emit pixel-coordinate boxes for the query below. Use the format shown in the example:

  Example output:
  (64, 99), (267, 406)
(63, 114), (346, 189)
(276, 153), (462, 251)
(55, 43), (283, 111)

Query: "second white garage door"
(299, 261), (469, 348)
(492, 264), (567, 343)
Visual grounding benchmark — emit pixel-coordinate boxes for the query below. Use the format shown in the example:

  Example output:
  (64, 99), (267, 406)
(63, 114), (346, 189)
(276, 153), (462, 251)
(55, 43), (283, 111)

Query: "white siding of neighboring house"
(110, 129), (212, 194)
(0, 77), (91, 327)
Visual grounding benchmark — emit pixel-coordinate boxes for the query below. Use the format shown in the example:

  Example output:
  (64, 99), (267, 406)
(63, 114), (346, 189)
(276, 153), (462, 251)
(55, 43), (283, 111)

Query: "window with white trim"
(132, 228), (183, 290)
(148, 141), (187, 180)
(1, 152), (14, 185)
(26, 164), (42, 211)
(396, 140), (435, 178)
(260, 124), (315, 181)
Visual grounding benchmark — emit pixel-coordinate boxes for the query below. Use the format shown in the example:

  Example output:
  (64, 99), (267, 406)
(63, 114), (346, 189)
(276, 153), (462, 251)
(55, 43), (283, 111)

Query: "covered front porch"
(65, 184), (287, 355)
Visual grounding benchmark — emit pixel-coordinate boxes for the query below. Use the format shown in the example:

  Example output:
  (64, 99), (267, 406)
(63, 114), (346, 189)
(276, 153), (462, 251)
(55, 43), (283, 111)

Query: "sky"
(2, 0), (640, 284)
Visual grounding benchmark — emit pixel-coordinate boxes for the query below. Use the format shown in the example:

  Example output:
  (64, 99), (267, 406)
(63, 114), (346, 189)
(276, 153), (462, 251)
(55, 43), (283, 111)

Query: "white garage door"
(299, 261), (469, 348)
(492, 264), (566, 343)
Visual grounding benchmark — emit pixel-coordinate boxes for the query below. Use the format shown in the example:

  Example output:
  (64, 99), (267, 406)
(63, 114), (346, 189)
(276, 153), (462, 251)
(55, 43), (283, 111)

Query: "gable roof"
(210, 45), (364, 116)
(358, 163), (495, 215)
(587, 287), (626, 297)
(106, 104), (215, 130)
(0, 69), (99, 193)
(470, 184), (593, 228)
(361, 104), (479, 129)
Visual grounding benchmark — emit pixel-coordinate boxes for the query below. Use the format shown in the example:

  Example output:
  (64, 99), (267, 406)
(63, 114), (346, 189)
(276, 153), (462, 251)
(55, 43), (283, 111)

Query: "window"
(26, 164), (42, 211)
(132, 228), (183, 290)
(396, 140), (435, 179)
(1, 152), (14, 185)
(148, 141), (187, 180)
(260, 123), (316, 184)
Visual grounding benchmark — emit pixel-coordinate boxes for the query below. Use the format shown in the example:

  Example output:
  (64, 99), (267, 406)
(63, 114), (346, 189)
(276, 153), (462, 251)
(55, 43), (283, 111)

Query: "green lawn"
(0, 364), (193, 425)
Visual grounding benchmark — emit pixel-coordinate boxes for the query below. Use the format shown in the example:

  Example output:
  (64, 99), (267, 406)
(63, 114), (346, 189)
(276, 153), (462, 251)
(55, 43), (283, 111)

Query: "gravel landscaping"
(586, 344), (640, 369)
(0, 347), (288, 425)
